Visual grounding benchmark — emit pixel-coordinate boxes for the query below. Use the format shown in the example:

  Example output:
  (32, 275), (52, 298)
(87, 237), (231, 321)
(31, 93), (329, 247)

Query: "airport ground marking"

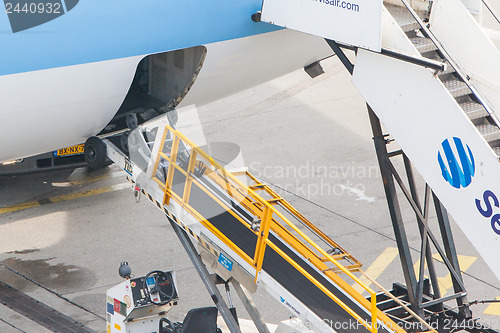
(413, 254), (476, 295)
(351, 247), (399, 294)
(0, 183), (129, 214)
(484, 296), (500, 316)
(69, 170), (125, 185)
(431, 253), (477, 296)
(354, 247), (479, 298)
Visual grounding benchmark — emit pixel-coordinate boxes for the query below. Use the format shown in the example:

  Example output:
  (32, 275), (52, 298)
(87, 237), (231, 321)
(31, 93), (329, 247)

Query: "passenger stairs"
(385, 1), (500, 153)
(348, 0), (500, 284)
(101, 0), (500, 331)
(257, 0), (500, 301)
(104, 122), (436, 333)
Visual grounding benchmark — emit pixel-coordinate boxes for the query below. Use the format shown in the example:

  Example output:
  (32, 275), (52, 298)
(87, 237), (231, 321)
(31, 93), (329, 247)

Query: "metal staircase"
(386, 2), (500, 157)
(317, 0), (500, 330)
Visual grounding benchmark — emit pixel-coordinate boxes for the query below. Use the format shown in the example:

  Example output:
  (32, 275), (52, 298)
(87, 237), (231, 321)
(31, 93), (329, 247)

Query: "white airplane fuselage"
(0, 0), (332, 162)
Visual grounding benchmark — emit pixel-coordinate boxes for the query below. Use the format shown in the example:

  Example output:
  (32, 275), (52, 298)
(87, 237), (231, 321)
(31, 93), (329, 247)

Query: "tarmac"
(1, 56), (500, 333)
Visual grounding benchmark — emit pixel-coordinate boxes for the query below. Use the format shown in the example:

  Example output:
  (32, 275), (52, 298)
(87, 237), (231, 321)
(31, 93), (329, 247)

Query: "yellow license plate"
(55, 144), (84, 157)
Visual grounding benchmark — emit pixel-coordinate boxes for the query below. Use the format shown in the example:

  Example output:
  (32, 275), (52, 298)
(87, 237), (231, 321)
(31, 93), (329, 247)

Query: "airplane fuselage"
(0, 0), (332, 162)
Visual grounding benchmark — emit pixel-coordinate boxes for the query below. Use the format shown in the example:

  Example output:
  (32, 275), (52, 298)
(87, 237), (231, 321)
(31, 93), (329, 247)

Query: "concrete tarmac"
(1, 57), (500, 332)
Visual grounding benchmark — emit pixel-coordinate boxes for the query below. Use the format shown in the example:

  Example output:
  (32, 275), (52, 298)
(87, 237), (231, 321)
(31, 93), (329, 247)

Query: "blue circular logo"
(437, 137), (475, 189)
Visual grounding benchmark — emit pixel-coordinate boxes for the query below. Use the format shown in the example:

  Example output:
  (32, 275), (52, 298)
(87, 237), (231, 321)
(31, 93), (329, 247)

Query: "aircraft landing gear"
(84, 136), (107, 170)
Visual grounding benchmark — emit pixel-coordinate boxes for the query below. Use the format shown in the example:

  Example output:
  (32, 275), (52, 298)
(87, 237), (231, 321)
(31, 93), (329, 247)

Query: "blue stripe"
(454, 137), (474, 187)
(438, 138), (475, 189)
(442, 139), (461, 188)
(106, 302), (114, 315)
(438, 151), (452, 185)
(0, 0), (279, 76)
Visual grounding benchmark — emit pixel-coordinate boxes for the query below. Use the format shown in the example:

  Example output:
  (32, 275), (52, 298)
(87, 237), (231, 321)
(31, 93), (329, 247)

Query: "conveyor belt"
(157, 125), (423, 332)
(188, 179), (388, 333)
(112, 124), (434, 333)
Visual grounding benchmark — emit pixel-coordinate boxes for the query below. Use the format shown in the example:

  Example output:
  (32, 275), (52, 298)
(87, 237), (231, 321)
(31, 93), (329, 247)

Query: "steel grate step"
(425, 53), (455, 74)
(492, 145), (500, 158)
(385, 4), (421, 32)
(460, 102), (489, 120)
(477, 123), (500, 142)
(443, 79), (471, 98)
(411, 37), (438, 53)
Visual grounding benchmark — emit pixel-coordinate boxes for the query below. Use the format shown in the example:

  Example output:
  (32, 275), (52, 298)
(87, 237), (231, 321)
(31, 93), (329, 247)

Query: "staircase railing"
(149, 125), (415, 333)
(397, 0), (500, 128)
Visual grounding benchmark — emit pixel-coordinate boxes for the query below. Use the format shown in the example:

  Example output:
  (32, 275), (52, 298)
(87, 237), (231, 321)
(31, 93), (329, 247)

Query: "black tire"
(126, 113), (138, 130)
(84, 137), (107, 170)
(120, 132), (129, 154)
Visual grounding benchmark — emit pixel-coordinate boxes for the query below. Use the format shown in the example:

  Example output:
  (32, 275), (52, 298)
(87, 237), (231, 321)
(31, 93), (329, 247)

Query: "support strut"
(367, 105), (471, 320)
(168, 218), (242, 333)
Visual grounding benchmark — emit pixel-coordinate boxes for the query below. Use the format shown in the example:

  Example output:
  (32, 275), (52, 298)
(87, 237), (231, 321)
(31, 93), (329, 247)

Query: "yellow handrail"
(152, 125), (414, 333)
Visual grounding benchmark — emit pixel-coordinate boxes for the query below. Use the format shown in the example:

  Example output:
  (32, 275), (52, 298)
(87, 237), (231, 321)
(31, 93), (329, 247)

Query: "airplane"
(0, 0), (334, 164)
(6, 0), (500, 331)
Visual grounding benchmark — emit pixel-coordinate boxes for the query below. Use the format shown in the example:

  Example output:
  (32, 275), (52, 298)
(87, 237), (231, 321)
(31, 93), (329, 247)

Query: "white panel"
(484, 27), (500, 50)
(460, 0), (482, 16)
(381, 6), (420, 55)
(180, 30), (333, 107)
(260, 0), (382, 52)
(430, 0), (500, 119)
(352, 49), (500, 281)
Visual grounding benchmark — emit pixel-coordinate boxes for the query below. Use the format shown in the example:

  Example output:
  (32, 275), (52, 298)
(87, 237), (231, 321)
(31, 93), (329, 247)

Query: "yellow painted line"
(352, 247), (399, 294)
(413, 254), (476, 295)
(432, 253), (476, 296)
(69, 170), (126, 185)
(0, 201), (41, 214)
(413, 259), (428, 279)
(0, 183), (130, 214)
(484, 296), (500, 316)
(70, 172), (110, 185)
